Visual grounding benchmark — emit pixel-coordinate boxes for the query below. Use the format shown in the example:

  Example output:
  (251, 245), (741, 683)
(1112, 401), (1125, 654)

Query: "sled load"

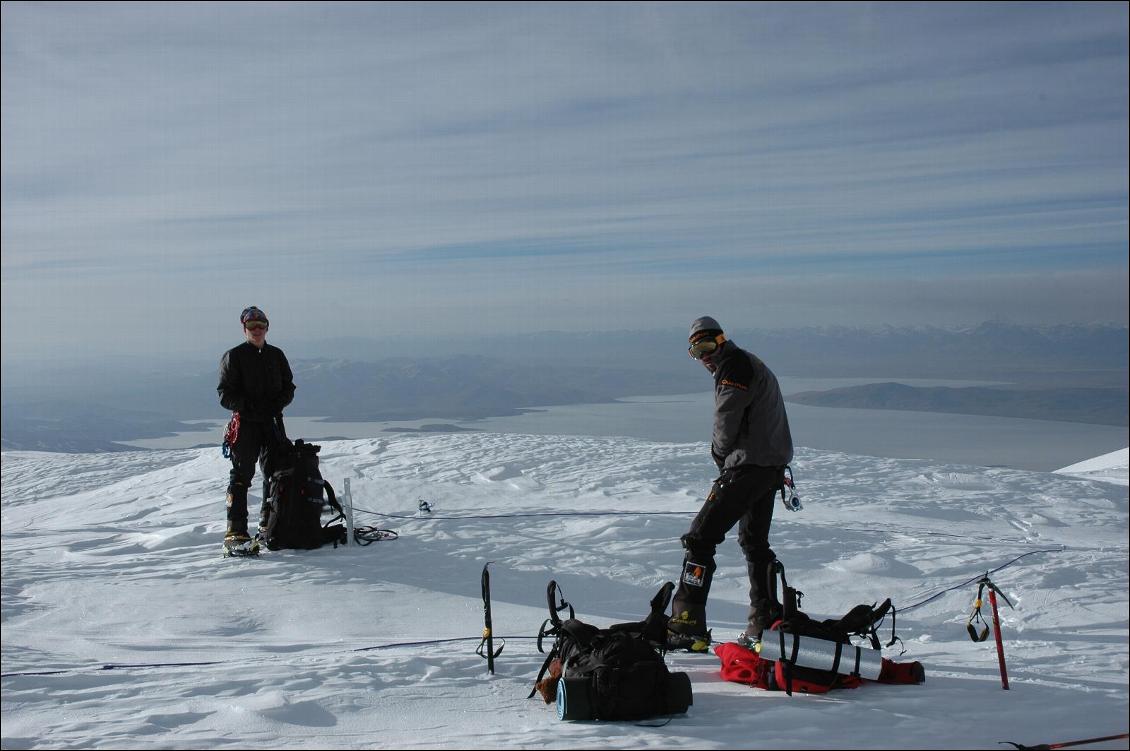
(718, 561), (924, 694)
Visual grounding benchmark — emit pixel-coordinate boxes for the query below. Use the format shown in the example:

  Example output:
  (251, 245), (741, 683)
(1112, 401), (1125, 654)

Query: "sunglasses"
(244, 322), (268, 331)
(688, 335), (723, 360)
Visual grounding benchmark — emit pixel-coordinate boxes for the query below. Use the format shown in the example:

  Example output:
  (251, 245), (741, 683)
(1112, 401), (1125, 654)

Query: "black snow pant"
(669, 464), (784, 637)
(226, 417), (289, 535)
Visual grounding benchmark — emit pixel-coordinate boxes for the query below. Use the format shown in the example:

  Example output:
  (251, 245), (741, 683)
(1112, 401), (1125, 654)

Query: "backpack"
(759, 561), (901, 695)
(530, 580), (693, 721)
(260, 439), (348, 551)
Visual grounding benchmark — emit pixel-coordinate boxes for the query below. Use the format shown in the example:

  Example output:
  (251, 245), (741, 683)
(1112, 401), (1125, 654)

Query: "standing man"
(667, 316), (794, 652)
(217, 306), (296, 552)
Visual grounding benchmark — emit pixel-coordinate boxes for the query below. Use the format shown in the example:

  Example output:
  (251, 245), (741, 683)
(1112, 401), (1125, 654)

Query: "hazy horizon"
(3, 3), (1127, 364)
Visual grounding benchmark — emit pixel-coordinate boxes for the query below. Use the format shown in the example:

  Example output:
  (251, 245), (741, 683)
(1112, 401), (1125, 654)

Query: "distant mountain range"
(2, 322), (1126, 452)
(788, 382), (1128, 427)
(1, 402), (208, 453)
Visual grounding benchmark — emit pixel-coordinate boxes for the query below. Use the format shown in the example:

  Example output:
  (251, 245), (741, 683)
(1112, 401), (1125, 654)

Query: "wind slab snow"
(1, 433), (1128, 749)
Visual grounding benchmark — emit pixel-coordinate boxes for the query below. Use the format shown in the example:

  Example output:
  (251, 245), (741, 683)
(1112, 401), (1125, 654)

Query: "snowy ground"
(2, 434), (1127, 750)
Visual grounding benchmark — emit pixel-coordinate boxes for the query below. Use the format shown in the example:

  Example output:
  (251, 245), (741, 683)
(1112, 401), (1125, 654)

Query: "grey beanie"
(689, 316), (723, 340)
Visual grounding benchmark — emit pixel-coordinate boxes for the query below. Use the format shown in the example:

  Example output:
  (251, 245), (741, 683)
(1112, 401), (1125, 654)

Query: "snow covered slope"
(1055, 448), (1129, 487)
(2, 434), (1127, 749)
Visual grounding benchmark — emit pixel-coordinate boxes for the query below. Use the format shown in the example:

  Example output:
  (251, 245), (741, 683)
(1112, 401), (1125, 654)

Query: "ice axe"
(967, 573), (1014, 689)
(476, 562), (505, 673)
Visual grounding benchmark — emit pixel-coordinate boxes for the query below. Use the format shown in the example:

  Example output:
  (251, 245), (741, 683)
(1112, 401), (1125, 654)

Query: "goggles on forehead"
(688, 334), (725, 360)
(244, 321), (268, 331)
(240, 306), (268, 324)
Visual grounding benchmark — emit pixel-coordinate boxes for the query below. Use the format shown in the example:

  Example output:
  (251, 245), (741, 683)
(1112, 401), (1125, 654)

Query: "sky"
(2, 2), (1128, 363)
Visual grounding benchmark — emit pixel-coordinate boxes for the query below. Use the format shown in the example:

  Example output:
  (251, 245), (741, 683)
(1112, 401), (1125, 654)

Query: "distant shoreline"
(787, 383), (1128, 427)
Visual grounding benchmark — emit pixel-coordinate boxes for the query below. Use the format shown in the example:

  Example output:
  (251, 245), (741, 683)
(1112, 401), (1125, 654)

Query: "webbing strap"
(830, 640), (843, 676)
(527, 644), (558, 699)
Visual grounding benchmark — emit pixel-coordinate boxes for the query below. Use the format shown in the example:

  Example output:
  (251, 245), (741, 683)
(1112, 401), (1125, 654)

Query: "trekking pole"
(476, 562), (504, 674)
(1000, 731), (1130, 749)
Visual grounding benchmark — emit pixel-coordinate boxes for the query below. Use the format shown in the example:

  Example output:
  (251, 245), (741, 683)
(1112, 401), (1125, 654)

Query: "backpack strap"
(529, 642), (560, 699)
(777, 628), (794, 696)
(530, 580), (574, 699)
(774, 560), (803, 620)
(321, 480), (345, 524)
(640, 581), (675, 647)
(323, 480), (343, 514)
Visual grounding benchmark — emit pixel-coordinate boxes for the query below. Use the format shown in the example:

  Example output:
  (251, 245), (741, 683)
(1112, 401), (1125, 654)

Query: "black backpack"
(260, 439), (348, 551)
(530, 580), (693, 721)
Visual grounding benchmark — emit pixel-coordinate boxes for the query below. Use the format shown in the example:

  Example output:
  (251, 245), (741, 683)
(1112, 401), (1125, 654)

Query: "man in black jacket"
(667, 316), (794, 652)
(217, 306), (296, 546)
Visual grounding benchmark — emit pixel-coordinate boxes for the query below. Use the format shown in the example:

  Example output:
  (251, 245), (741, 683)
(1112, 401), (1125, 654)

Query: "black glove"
(711, 447), (726, 470)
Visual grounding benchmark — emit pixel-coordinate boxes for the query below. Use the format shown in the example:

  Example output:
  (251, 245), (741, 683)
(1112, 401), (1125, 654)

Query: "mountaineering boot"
(744, 598), (782, 641)
(667, 606), (712, 653)
(744, 556), (782, 641)
(735, 630), (760, 651)
(667, 548), (716, 653)
(223, 486), (259, 557)
(222, 534), (260, 557)
(667, 627), (712, 653)
(222, 515), (259, 557)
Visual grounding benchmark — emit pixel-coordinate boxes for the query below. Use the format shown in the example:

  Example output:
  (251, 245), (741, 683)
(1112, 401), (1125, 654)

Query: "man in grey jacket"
(668, 316), (794, 652)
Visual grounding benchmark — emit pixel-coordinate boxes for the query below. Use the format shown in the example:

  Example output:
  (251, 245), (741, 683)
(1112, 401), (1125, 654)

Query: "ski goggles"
(688, 334), (725, 360)
(244, 321), (268, 331)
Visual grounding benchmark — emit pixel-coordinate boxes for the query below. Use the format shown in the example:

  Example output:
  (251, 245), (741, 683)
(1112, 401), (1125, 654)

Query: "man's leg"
(226, 421), (264, 539)
(737, 467), (783, 641)
(256, 423), (290, 535)
(669, 470), (759, 641)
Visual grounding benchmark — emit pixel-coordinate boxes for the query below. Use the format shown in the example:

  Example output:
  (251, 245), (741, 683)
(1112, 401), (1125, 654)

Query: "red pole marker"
(988, 588), (1009, 690)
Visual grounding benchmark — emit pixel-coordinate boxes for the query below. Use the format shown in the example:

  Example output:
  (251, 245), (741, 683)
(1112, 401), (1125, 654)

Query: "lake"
(119, 377), (1128, 472)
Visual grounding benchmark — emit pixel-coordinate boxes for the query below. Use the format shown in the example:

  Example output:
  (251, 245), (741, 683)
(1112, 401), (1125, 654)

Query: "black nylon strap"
(785, 631), (798, 664)
(527, 645), (558, 699)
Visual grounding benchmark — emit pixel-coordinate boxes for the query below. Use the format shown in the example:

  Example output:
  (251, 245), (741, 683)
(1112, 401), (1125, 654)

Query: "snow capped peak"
(1054, 448), (1130, 486)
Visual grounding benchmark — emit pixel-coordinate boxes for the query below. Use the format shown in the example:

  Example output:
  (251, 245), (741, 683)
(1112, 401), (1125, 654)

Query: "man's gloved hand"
(711, 447), (726, 470)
